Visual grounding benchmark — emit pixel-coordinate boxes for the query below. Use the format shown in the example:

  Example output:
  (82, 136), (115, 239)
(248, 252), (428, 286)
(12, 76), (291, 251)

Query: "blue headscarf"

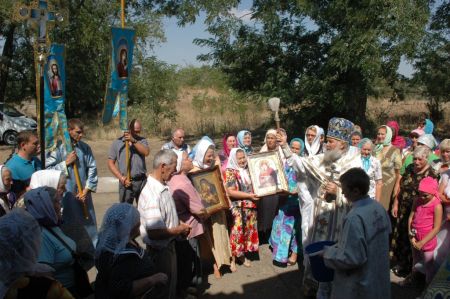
(358, 138), (373, 172)
(424, 119), (434, 134)
(24, 187), (59, 227)
(290, 138), (305, 156)
(237, 130), (253, 155)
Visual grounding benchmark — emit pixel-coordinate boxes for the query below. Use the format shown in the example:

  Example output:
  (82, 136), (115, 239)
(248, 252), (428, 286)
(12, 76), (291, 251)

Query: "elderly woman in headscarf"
(190, 137), (232, 278)
(304, 125), (324, 156)
(358, 138), (382, 201)
(374, 125), (402, 211)
(0, 165), (14, 217)
(387, 120), (407, 150)
(218, 133), (237, 172)
(400, 134), (439, 176)
(0, 209), (73, 299)
(29, 170), (95, 271)
(24, 187), (80, 296)
(290, 138), (305, 156)
(236, 130), (253, 155)
(95, 203), (167, 299)
(258, 129), (283, 241)
(390, 146), (438, 278)
(224, 148), (259, 271)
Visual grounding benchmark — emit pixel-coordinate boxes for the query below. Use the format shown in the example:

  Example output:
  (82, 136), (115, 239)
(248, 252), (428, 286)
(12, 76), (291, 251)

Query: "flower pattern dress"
(390, 164), (437, 273)
(269, 164), (301, 264)
(225, 168), (259, 257)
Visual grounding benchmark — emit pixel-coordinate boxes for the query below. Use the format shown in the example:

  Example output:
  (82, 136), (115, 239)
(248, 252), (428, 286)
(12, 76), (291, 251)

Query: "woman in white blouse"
(358, 138), (382, 201)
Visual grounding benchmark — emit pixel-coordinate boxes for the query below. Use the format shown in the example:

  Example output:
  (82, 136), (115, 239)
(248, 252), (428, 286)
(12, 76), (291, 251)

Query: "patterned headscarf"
(237, 130), (253, 155)
(290, 138), (305, 156)
(24, 187), (59, 227)
(374, 125), (393, 154)
(226, 148), (252, 187)
(96, 203), (141, 258)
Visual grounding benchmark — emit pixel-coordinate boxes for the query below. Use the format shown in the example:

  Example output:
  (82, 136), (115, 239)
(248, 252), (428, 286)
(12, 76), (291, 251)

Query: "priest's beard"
(322, 148), (344, 166)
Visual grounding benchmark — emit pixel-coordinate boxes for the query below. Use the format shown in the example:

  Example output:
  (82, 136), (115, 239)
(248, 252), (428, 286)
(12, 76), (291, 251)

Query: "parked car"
(0, 103), (37, 145)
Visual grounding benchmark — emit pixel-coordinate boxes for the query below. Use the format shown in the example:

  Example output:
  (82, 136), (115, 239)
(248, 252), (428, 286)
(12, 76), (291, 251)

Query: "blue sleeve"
(84, 144), (98, 192)
(37, 231), (56, 265)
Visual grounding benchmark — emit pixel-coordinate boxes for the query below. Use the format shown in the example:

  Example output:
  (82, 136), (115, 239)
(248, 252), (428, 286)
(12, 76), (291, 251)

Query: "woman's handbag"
(47, 228), (94, 298)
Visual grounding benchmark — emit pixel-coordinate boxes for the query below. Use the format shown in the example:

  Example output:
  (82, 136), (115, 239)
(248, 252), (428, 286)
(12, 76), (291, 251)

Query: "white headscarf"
(0, 209), (54, 298)
(305, 125), (323, 156)
(0, 165), (10, 193)
(96, 203), (141, 259)
(29, 170), (63, 189)
(173, 150), (184, 173)
(192, 138), (215, 169)
(260, 129), (278, 153)
(226, 148), (252, 187)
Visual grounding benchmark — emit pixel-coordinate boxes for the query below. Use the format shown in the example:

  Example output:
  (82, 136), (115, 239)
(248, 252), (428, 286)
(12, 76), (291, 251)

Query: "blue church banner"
(43, 43), (71, 152)
(102, 27), (135, 130)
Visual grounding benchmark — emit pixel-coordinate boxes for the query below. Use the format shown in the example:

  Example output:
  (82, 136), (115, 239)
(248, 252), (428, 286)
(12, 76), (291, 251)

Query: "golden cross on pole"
(13, 0), (67, 165)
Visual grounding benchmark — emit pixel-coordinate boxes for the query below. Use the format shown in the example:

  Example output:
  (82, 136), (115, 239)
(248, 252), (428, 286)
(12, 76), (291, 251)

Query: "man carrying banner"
(108, 118), (149, 204)
(46, 118), (98, 257)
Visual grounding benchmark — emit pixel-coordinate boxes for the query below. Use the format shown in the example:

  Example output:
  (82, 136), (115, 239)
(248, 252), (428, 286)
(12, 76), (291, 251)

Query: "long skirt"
(201, 210), (232, 269)
(230, 207), (259, 257)
(269, 202), (300, 263)
(257, 195), (279, 240)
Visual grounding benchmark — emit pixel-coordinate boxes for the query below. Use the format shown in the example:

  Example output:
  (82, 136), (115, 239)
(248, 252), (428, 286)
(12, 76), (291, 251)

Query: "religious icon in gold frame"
(188, 166), (229, 215)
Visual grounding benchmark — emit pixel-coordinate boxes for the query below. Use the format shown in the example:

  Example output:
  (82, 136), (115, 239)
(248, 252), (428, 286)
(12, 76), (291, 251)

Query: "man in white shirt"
(138, 149), (191, 299)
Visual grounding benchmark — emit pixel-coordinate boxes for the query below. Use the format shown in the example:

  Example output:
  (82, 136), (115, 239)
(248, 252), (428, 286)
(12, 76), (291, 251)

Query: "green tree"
(414, 1), (450, 123)
(2, 0), (165, 117)
(149, 0), (430, 131)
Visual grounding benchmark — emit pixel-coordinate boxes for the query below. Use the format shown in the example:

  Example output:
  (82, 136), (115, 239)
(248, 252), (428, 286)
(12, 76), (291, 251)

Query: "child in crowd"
(323, 168), (391, 299)
(407, 176), (443, 285)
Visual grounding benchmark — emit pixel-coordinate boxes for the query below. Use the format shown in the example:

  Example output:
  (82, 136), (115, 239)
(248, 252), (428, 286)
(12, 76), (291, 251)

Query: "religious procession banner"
(102, 27), (135, 130)
(43, 43), (72, 152)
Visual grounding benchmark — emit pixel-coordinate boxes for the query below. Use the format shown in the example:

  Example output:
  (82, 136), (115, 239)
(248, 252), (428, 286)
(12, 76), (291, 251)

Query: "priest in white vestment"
(279, 117), (362, 297)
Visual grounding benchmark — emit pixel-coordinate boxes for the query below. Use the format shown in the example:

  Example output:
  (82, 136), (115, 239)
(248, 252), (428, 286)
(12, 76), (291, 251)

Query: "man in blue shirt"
(5, 130), (41, 196)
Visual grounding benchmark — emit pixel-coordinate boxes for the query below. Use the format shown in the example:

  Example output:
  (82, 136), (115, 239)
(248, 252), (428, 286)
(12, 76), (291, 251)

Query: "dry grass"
(155, 87), (270, 137)
(366, 97), (450, 134)
(14, 94), (449, 141)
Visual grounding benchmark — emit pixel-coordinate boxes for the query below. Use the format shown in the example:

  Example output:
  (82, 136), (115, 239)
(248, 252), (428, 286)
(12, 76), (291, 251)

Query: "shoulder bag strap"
(46, 227), (76, 256)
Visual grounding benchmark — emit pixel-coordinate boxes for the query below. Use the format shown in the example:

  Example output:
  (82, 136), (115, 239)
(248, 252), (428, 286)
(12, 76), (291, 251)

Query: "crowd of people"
(0, 115), (449, 299)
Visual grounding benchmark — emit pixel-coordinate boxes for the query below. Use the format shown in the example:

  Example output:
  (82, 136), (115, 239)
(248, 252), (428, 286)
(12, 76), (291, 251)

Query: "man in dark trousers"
(108, 119), (150, 204)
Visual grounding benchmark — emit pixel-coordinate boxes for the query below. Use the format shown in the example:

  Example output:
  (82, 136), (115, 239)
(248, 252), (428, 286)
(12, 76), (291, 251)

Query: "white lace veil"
(96, 203), (140, 258)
